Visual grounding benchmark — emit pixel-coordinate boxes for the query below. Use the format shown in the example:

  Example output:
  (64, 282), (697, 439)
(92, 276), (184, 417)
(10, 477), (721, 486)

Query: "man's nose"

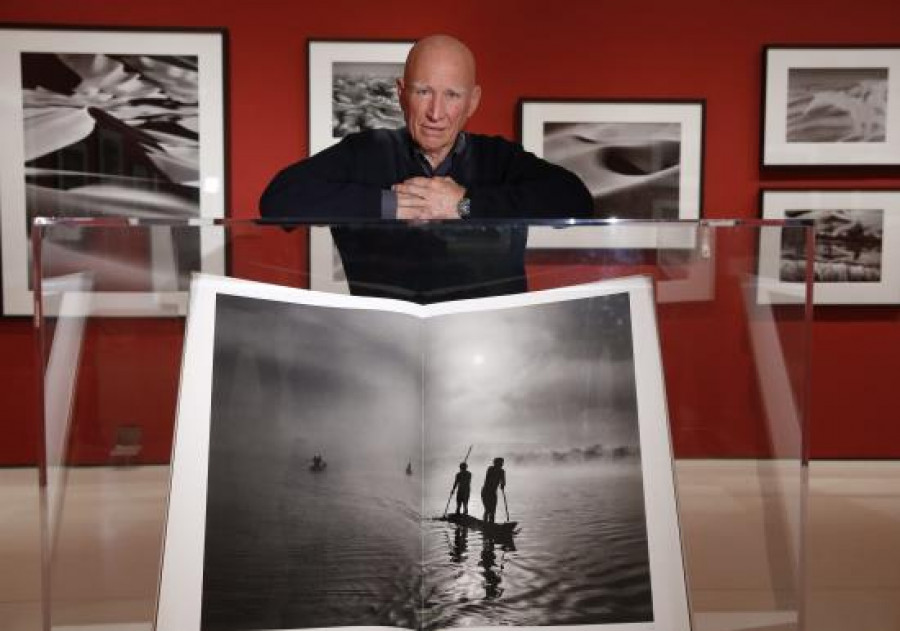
(426, 94), (444, 120)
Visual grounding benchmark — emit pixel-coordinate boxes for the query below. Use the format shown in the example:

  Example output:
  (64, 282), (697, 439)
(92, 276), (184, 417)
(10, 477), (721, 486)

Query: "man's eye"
(446, 91), (462, 100)
(415, 88), (430, 96)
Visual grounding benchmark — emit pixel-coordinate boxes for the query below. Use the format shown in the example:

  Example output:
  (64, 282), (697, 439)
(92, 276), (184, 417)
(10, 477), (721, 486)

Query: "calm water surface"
(203, 460), (649, 630)
(203, 461), (422, 630)
(422, 461), (651, 629)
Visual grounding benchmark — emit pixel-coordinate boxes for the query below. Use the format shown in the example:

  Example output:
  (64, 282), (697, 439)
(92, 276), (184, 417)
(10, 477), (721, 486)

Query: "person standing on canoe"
(451, 462), (472, 515)
(481, 457), (506, 523)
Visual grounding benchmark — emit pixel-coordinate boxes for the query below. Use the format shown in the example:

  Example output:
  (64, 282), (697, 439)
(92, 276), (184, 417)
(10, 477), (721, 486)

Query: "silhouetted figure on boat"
(481, 457), (506, 523)
(310, 454), (327, 472)
(451, 462), (472, 515)
(406, 461), (413, 475)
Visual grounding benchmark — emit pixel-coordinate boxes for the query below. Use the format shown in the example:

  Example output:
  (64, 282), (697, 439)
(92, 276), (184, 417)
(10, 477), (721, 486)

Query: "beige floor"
(1, 460), (898, 631)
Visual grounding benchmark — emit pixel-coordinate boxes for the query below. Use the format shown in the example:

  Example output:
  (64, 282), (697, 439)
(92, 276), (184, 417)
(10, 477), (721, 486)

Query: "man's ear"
(467, 84), (482, 118)
(396, 77), (407, 112)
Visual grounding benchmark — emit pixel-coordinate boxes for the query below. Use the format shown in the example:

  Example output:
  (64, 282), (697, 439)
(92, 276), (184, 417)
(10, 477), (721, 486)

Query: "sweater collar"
(401, 128), (467, 176)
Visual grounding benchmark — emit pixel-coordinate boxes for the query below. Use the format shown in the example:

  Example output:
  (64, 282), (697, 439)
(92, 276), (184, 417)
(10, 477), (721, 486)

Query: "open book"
(156, 274), (690, 631)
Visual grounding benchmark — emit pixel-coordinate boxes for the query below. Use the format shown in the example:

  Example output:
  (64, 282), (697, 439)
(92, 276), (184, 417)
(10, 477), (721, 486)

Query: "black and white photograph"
(759, 190), (900, 304)
(0, 27), (227, 316)
(544, 121), (682, 219)
(308, 41), (413, 293)
(156, 275), (689, 631)
(519, 100), (704, 249)
(202, 293), (423, 630)
(786, 68), (887, 143)
(762, 46), (900, 166)
(421, 292), (650, 628)
(332, 61), (405, 137)
(780, 208), (883, 282)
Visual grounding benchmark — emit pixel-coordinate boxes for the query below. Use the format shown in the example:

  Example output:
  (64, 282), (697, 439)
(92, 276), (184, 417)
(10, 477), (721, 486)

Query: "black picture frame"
(0, 24), (229, 316)
(306, 39), (413, 293)
(518, 98), (705, 248)
(761, 45), (900, 167)
(758, 188), (900, 305)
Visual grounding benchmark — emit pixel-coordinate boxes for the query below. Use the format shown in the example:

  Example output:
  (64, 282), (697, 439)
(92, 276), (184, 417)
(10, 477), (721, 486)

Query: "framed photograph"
(156, 273), (690, 631)
(758, 190), (900, 304)
(519, 99), (705, 248)
(762, 46), (900, 166)
(308, 39), (413, 293)
(0, 26), (227, 316)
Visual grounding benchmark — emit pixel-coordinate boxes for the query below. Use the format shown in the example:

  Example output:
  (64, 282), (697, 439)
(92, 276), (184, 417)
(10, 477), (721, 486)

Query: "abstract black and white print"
(332, 61), (405, 137)
(21, 52), (203, 290)
(544, 122), (681, 220)
(787, 67), (888, 143)
(780, 208), (883, 282)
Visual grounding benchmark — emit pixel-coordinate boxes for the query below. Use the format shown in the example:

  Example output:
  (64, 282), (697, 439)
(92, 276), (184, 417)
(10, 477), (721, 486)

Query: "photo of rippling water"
(204, 464), (423, 629)
(786, 67), (887, 143)
(422, 459), (649, 629)
(202, 294), (424, 630)
(201, 288), (653, 630)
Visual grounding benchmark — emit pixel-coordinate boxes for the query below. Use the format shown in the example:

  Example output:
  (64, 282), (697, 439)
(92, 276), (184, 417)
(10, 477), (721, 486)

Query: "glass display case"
(34, 218), (813, 631)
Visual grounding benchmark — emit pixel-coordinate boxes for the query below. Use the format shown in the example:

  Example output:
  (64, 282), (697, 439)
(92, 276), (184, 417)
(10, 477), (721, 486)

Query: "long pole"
(442, 444), (473, 517)
(502, 487), (510, 522)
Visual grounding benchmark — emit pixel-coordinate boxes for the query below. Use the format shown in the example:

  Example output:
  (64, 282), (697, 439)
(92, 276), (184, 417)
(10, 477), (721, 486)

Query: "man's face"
(398, 48), (481, 163)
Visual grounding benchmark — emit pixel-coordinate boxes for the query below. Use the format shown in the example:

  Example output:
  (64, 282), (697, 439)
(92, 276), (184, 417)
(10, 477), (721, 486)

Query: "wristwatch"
(456, 196), (472, 219)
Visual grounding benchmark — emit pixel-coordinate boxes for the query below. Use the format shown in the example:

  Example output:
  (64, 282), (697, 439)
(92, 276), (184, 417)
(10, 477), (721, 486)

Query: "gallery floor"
(1, 460), (898, 631)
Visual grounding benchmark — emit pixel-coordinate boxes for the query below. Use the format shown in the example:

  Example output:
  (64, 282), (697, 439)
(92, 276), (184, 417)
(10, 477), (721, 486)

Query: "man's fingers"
(393, 177), (463, 221)
(401, 176), (433, 187)
(396, 193), (429, 220)
(394, 181), (430, 196)
(396, 191), (426, 206)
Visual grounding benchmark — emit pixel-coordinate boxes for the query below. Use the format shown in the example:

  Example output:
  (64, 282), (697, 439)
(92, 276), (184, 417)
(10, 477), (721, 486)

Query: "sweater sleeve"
(465, 139), (594, 219)
(259, 135), (385, 220)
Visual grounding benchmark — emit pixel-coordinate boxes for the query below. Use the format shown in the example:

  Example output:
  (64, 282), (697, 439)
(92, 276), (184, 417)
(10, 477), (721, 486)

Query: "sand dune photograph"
(544, 121), (682, 219)
(518, 100), (704, 236)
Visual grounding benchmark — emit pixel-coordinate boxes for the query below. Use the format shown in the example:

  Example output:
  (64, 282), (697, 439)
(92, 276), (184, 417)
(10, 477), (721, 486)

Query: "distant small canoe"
(440, 513), (518, 539)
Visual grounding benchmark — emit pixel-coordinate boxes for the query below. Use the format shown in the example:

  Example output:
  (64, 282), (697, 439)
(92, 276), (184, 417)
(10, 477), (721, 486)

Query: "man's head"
(493, 457), (504, 467)
(397, 34), (481, 166)
(460, 462), (467, 471)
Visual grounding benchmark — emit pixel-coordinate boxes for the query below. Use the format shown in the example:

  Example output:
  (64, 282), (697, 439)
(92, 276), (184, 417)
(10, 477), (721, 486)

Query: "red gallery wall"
(1, 0), (899, 464)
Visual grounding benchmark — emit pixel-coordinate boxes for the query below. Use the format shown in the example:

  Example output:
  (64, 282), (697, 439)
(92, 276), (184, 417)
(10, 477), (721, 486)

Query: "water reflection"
(423, 463), (652, 628)
(480, 536), (503, 600)
(449, 525), (468, 563)
(445, 523), (517, 601)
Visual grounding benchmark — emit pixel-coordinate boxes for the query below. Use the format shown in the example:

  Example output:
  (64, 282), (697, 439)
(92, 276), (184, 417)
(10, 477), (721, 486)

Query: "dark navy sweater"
(259, 129), (592, 303)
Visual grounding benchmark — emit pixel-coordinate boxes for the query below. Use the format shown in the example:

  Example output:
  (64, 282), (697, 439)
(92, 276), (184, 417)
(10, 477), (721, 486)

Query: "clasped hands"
(393, 176), (465, 220)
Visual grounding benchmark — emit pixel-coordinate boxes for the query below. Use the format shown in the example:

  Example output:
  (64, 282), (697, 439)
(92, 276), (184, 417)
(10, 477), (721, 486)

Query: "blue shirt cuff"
(381, 190), (398, 219)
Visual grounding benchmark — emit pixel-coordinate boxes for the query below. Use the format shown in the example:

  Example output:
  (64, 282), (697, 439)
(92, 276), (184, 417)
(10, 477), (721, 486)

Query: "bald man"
(260, 35), (591, 302)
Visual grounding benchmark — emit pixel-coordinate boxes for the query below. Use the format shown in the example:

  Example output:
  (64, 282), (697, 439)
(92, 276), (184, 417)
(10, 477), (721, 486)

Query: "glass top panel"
(33, 219), (812, 631)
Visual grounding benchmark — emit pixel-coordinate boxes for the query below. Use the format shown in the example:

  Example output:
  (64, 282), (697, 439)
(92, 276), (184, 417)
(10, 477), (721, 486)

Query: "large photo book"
(155, 274), (690, 631)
